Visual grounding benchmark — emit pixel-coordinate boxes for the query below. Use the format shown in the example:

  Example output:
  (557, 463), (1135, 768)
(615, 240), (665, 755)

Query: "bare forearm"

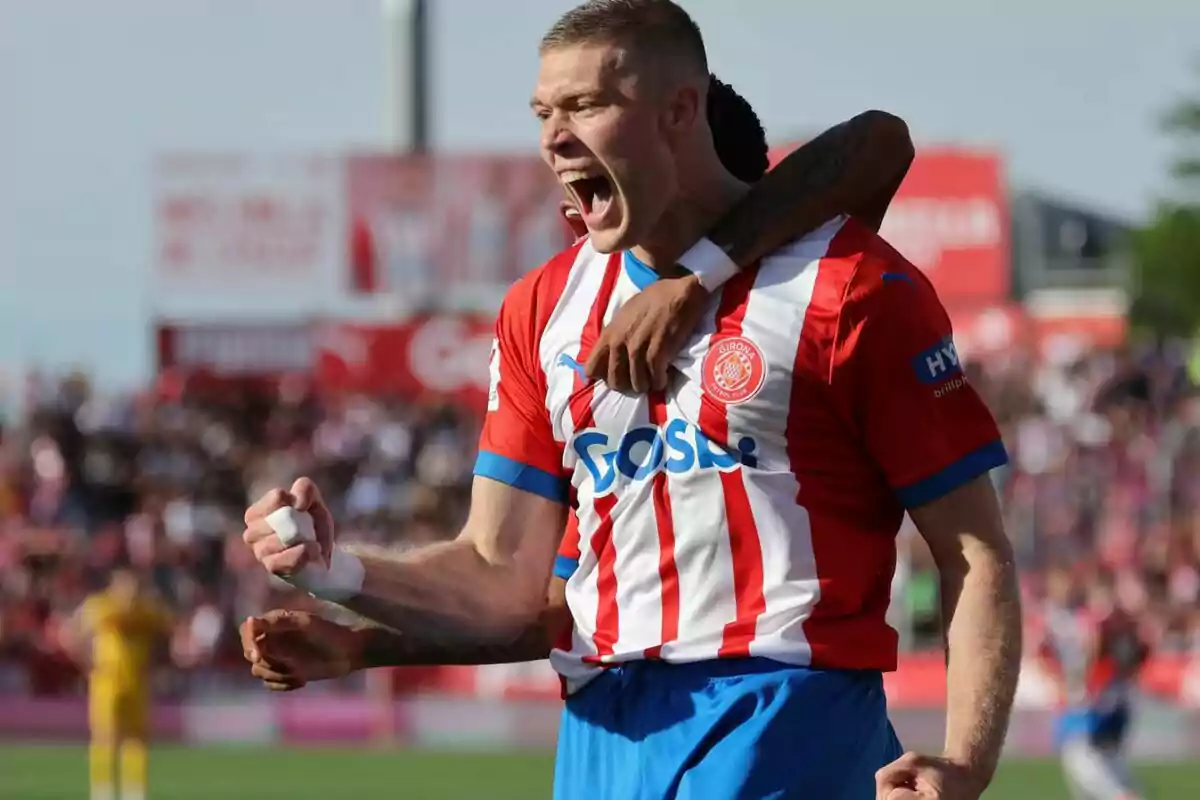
(335, 541), (547, 645)
(939, 548), (1023, 788)
(349, 612), (558, 670)
(708, 110), (913, 266)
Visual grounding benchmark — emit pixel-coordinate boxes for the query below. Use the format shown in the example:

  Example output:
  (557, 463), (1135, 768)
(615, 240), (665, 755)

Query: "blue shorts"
(553, 658), (902, 800)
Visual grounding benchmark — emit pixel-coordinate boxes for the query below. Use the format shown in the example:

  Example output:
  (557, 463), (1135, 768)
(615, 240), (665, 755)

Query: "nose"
(540, 113), (577, 158)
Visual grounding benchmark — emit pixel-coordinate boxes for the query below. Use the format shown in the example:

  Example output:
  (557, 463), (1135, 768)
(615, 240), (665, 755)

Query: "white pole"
(382, 0), (417, 153)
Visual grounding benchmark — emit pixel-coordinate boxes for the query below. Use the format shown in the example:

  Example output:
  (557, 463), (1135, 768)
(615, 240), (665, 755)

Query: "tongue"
(588, 183), (613, 220)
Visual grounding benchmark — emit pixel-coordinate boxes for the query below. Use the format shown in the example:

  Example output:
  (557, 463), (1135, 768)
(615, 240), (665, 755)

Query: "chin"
(587, 223), (635, 254)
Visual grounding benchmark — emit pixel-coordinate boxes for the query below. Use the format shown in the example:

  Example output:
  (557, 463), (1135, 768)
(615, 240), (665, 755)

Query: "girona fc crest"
(701, 335), (767, 405)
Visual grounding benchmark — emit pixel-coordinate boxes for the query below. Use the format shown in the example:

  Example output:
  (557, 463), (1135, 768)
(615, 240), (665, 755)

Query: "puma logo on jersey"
(557, 353), (587, 380)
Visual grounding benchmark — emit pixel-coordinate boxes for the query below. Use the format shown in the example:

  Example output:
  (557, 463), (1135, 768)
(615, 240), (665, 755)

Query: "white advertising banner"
(151, 154), (345, 319)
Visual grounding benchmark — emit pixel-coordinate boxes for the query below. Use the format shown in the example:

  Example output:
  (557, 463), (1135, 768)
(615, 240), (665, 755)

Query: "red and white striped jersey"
(475, 216), (1007, 694)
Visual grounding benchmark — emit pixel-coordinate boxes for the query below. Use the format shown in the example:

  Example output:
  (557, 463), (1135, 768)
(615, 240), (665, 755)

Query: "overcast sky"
(0, 0), (1197, 390)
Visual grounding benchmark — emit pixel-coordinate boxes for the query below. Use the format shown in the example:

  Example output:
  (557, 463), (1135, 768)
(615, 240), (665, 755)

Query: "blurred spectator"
(1, 338), (1199, 695)
(0, 375), (477, 692)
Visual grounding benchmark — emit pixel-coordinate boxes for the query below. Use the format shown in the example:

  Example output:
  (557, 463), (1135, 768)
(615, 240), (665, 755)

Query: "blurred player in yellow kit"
(65, 568), (174, 800)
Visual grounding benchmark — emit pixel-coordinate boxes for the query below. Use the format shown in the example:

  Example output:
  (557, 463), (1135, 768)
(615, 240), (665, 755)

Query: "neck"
(633, 164), (748, 272)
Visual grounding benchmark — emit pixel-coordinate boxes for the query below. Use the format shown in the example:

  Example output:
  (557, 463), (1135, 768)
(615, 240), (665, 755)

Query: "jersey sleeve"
(473, 280), (569, 505)
(832, 254), (1007, 508)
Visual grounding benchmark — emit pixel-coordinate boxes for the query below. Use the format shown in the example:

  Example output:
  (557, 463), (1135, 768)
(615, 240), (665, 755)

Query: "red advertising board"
(157, 323), (316, 376)
(771, 146), (1010, 304)
(313, 316), (495, 408)
(156, 317), (496, 409)
(346, 154), (573, 297)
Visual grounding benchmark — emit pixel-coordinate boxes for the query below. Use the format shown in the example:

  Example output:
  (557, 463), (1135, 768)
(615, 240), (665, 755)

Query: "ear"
(663, 83), (703, 137)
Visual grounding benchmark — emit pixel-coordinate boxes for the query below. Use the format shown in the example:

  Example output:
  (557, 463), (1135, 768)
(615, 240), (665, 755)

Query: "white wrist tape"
(263, 506), (364, 602)
(677, 237), (739, 292)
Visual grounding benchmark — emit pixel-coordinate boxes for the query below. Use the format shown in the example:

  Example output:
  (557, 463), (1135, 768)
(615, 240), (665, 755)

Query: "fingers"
(647, 330), (673, 393)
(586, 287), (691, 395)
(251, 659), (305, 690)
(244, 488), (294, 526)
(242, 516), (313, 572)
(584, 338), (609, 383)
(291, 477), (334, 567)
(242, 611), (309, 692)
(875, 752), (930, 799)
(240, 617), (262, 662)
(260, 542), (322, 577)
(243, 481), (329, 573)
(628, 340), (653, 394)
(607, 344), (632, 394)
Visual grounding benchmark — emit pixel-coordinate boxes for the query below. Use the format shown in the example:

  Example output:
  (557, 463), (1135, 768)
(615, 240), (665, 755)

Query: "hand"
(241, 477), (336, 579)
(875, 752), (987, 800)
(240, 610), (360, 691)
(585, 273), (709, 394)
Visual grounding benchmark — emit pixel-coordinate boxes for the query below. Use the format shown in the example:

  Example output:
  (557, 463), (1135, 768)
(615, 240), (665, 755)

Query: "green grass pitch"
(0, 745), (1196, 798)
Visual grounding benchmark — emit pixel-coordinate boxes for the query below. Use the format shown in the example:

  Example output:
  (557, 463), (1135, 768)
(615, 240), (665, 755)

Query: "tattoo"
(709, 110), (913, 269)
(354, 613), (559, 669)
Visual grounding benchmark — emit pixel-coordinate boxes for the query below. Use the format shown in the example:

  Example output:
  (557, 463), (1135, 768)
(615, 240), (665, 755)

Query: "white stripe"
(738, 219), (842, 660)
(539, 243), (606, 446)
(546, 248), (610, 674)
(582, 267), (662, 659)
(658, 295), (735, 661)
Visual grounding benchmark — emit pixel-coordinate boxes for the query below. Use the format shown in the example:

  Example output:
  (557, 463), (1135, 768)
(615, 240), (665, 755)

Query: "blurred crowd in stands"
(2, 337), (1199, 697)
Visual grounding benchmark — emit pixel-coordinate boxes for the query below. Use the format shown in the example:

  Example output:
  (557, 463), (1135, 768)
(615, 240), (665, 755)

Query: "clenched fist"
(240, 609), (361, 691)
(241, 477), (336, 579)
(875, 752), (988, 800)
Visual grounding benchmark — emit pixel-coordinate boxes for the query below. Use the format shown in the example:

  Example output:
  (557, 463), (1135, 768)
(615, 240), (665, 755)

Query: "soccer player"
(1045, 573), (1149, 800)
(64, 568), (174, 800)
(242, 1), (1021, 797)
(559, 74), (773, 240)
(240, 76), (910, 683)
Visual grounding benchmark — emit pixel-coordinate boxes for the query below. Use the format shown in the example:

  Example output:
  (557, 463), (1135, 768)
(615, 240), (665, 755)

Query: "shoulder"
(499, 240), (591, 328)
(759, 216), (929, 315)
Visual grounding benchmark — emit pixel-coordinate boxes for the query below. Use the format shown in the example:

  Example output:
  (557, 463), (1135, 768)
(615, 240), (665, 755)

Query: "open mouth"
(563, 173), (614, 222)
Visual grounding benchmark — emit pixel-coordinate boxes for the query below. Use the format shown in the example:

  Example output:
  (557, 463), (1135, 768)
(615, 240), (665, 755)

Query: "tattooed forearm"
(352, 618), (556, 669)
(709, 109), (913, 268)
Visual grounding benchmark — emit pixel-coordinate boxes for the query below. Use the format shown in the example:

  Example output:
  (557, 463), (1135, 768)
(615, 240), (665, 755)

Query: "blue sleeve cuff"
(473, 451), (569, 504)
(895, 440), (1008, 508)
(553, 555), (580, 580)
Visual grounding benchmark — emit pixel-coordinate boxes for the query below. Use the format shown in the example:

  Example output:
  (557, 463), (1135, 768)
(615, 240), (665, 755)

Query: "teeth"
(560, 170), (597, 183)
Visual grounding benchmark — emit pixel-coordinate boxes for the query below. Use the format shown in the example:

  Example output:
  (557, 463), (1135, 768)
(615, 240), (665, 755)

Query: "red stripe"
(531, 241), (588, 401)
(792, 221), (900, 669)
(558, 510), (581, 561)
(564, 253), (622, 662)
(643, 391), (680, 659)
(696, 267), (768, 659)
(586, 495), (619, 660)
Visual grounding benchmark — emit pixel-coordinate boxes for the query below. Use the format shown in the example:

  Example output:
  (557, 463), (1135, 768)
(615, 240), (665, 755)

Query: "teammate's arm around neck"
(700, 109), (913, 271)
(585, 110), (913, 394)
